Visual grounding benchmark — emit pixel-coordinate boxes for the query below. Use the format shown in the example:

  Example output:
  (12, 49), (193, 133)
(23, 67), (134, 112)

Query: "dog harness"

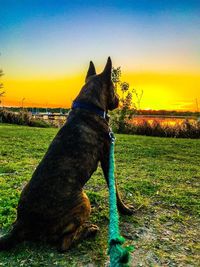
(72, 101), (108, 119)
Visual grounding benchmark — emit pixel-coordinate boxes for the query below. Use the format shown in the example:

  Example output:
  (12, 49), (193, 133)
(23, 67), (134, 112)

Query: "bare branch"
(0, 91), (5, 97)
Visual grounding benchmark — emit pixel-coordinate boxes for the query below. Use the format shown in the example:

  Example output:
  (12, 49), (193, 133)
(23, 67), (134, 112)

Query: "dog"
(0, 57), (134, 252)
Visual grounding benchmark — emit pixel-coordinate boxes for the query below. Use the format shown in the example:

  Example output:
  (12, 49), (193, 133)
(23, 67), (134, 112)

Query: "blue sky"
(1, 0), (200, 76)
(0, 0), (199, 109)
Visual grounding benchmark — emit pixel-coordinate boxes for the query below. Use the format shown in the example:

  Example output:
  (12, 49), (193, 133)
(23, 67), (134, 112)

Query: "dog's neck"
(72, 100), (109, 120)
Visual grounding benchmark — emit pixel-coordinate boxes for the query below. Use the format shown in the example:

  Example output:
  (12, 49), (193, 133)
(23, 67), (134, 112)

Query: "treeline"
(3, 107), (200, 117)
(5, 107), (70, 114)
(136, 109), (199, 117)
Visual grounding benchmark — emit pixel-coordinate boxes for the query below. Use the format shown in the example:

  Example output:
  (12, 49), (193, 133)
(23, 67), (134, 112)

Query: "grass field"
(0, 123), (199, 266)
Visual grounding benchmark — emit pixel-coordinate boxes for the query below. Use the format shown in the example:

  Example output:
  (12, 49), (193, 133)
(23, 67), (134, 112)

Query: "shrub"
(0, 109), (51, 128)
(110, 115), (200, 139)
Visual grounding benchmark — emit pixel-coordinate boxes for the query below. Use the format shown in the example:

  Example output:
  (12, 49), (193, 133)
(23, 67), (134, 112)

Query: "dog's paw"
(82, 224), (99, 238)
(118, 204), (136, 215)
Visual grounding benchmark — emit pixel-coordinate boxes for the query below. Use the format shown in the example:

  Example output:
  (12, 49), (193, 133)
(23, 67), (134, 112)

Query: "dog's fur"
(0, 57), (133, 252)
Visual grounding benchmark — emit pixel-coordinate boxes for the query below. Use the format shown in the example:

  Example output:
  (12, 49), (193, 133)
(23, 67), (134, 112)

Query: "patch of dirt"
(118, 209), (200, 267)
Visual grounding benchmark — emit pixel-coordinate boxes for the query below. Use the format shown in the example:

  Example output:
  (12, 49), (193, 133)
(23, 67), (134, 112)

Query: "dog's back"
(17, 108), (108, 222)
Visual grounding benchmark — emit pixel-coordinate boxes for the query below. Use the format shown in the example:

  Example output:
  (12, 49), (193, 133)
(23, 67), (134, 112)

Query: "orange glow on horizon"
(122, 72), (200, 111)
(2, 71), (200, 111)
(2, 73), (85, 108)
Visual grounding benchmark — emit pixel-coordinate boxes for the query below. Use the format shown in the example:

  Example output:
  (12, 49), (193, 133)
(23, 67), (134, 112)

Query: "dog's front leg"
(100, 151), (135, 215)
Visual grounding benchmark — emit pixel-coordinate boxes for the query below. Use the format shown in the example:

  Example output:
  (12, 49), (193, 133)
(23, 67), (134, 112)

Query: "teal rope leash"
(108, 132), (134, 267)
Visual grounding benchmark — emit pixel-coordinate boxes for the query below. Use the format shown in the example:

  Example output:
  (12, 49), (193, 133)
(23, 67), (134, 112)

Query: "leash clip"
(109, 131), (115, 143)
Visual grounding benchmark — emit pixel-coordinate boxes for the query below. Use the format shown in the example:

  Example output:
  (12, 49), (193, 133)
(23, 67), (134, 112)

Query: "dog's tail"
(0, 221), (27, 250)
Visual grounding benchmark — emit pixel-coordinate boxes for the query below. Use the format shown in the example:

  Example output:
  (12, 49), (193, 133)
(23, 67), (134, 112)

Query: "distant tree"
(0, 69), (4, 89)
(0, 69), (5, 107)
(111, 67), (121, 90)
(111, 67), (143, 133)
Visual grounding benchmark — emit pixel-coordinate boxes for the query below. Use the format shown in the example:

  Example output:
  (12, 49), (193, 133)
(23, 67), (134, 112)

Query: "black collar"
(72, 101), (108, 119)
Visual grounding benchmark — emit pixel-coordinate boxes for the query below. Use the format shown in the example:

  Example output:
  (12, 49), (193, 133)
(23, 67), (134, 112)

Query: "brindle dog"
(0, 57), (134, 252)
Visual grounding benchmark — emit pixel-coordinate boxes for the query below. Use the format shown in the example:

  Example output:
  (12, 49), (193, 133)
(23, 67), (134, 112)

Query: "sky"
(0, 0), (200, 110)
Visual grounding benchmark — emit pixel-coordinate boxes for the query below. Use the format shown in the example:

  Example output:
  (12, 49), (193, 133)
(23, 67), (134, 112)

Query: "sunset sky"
(0, 0), (200, 110)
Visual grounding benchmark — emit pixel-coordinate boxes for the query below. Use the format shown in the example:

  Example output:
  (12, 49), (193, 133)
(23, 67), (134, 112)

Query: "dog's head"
(74, 57), (119, 111)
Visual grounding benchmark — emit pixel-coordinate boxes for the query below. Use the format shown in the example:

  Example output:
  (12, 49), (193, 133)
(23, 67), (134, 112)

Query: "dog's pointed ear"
(101, 57), (112, 82)
(85, 61), (96, 82)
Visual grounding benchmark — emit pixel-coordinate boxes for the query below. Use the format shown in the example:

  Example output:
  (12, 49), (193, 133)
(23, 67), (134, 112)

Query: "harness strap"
(72, 101), (107, 119)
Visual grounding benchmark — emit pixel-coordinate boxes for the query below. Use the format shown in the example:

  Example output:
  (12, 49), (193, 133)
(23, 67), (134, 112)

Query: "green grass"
(0, 123), (200, 266)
